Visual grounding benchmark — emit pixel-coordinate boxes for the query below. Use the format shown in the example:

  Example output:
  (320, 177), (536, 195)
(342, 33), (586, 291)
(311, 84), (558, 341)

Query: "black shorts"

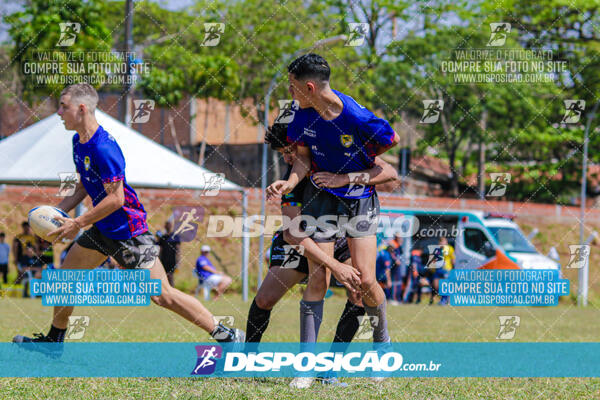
(301, 181), (379, 242)
(76, 225), (159, 269)
(269, 231), (351, 276)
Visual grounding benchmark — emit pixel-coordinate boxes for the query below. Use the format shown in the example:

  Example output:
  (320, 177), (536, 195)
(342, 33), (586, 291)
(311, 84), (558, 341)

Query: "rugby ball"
(28, 206), (69, 242)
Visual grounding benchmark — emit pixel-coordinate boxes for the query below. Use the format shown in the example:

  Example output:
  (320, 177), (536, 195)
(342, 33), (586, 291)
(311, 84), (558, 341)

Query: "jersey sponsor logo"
(340, 134), (354, 148)
(84, 156), (91, 171)
(310, 145), (325, 157)
(302, 128), (316, 138)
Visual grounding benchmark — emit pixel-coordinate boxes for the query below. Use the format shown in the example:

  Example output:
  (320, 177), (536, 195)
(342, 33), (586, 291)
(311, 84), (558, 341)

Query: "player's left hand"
(312, 172), (350, 188)
(330, 261), (362, 293)
(48, 216), (81, 242)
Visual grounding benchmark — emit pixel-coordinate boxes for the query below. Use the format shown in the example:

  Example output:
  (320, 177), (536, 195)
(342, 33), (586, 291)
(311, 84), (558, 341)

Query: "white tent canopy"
(0, 109), (241, 191)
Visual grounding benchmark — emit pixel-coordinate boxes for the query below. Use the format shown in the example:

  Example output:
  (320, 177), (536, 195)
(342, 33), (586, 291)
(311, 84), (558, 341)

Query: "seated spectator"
(194, 245), (232, 300)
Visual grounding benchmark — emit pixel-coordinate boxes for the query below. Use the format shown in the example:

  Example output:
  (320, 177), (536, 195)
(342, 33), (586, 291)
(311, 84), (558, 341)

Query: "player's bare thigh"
(148, 257), (171, 287)
(347, 236), (384, 306)
(60, 242), (108, 269)
(346, 236), (377, 280)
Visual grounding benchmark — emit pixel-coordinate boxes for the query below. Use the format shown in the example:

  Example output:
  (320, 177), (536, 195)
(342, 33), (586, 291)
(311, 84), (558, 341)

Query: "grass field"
(2, 194), (600, 398)
(1, 293), (600, 399)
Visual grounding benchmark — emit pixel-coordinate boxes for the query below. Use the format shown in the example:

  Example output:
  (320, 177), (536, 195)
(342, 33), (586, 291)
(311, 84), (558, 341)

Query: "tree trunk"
(168, 114), (183, 157)
(449, 152), (458, 197)
(477, 108), (488, 199)
(199, 98), (210, 167)
(439, 109), (458, 197)
(160, 108), (165, 145)
(478, 139), (486, 199)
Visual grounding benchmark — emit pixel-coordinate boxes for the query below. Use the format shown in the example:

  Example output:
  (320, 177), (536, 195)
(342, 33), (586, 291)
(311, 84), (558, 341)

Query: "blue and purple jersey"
(72, 125), (148, 240)
(287, 90), (395, 199)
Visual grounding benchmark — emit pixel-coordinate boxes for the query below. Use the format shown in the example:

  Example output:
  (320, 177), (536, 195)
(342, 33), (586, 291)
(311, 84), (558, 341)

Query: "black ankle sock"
(333, 300), (366, 342)
(47, 325), (67, 342)
(245, 299), (271, 342)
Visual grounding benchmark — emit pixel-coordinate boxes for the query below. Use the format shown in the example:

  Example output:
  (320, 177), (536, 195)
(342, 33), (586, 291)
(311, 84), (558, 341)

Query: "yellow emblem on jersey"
(84, 156), (90, 171)
(340, 134), (354, 148)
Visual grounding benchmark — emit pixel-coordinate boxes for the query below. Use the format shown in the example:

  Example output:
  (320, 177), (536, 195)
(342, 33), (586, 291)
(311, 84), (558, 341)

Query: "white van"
(479, 212), (560, 270)
(378, 208), (560, 271)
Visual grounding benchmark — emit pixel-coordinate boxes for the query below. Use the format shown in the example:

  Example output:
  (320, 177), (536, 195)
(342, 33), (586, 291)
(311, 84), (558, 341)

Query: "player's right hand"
(330, 262), (362, 293)
(266, 180), (293, 202)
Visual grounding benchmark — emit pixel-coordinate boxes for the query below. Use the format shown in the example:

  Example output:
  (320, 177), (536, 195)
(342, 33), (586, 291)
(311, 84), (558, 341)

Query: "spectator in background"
(13, 222), (37, 284)
(156, 220), (181, 286)
(435, 237), (455, 306)
(404, 249), (426, 304)
(20, 245), (43, 298)
(194, 245), (232, 300)
(375, 244), (393, 300)
(387, 232), (405, 304)
(0, 232), (10, 284)
(37, 238), (54, 270)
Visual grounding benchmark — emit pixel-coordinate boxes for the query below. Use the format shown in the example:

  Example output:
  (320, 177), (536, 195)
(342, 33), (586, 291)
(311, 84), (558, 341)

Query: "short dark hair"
(0, 232), (5, 237)
(264, 123), (288, 150)
(287, 53), (330, 82)
(22, 222), (29, 227)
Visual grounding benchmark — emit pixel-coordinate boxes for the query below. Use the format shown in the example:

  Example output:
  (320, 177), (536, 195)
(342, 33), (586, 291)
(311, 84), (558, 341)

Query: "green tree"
(375, 23), (559, 196)
(5, 0), (112, 102)
(482, 0), (600, 200)
(137, 44), (239, 161)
